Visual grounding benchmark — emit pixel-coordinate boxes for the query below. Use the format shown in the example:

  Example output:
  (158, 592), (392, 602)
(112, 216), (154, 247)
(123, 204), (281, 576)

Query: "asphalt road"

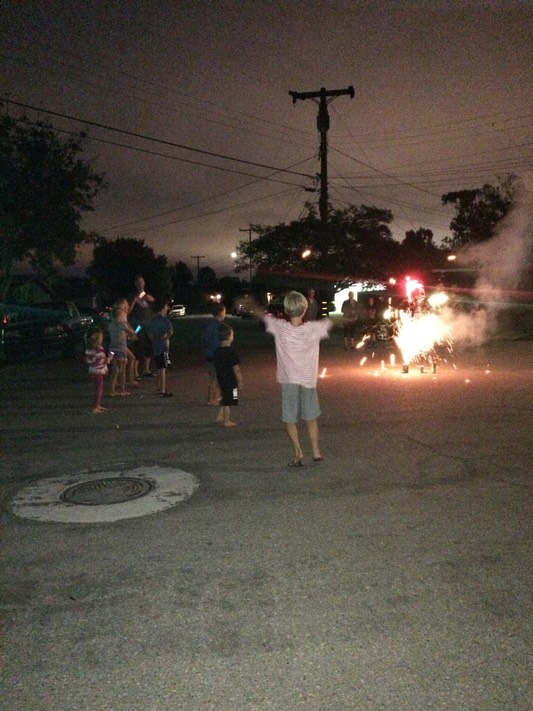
(1, 321), (531, 710)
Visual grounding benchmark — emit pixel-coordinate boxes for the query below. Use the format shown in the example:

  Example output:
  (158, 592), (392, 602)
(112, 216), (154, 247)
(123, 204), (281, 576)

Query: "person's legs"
(126, 349), (138, 386)
(109, 361), (119, 394)
(301, 387), (322, 460)
(281, 383), (303, 463)
(118, 360), (129, 394)
(206, 362), (220, 405)
(92, 374), (106, 412)
(223, 405), (236, 427)
(306, 418), (322, 460)
(285, 422), (303, 463)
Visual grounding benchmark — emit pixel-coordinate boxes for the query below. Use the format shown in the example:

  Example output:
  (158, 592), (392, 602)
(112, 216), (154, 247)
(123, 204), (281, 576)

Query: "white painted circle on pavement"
(11, 466), (199, 524)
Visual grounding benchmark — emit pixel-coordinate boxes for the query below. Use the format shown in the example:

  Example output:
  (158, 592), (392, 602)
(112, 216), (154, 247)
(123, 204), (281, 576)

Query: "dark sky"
(2, 0), (532, 277)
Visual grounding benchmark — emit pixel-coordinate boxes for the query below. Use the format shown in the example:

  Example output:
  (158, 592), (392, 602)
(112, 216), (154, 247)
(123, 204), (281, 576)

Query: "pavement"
(0, 321), (531, 711)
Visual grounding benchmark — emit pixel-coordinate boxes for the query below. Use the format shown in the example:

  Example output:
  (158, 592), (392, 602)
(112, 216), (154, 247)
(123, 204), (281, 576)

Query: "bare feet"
(92, 406), (108, 414)
(224, 420), (237, 427)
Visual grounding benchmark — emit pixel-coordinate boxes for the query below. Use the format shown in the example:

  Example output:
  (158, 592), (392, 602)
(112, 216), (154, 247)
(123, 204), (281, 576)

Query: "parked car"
(264, 302), (287, 319)
(1, 304), (73, 362)
(231, 303), (255, 318)
(169, 304), (186, 318)
(77, 306), (111, 329)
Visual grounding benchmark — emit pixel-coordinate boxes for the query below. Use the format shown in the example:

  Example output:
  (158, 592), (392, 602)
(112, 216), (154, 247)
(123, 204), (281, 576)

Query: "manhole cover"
(60, 477), (154, 505)
(11, 466), (200, 523)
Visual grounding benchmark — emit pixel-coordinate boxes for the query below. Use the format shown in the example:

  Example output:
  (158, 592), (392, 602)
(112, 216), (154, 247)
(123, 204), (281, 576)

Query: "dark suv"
(1, 304), (73, 362)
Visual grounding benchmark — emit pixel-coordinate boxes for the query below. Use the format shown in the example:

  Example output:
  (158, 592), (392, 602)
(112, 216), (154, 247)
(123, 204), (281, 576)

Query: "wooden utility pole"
(190, 255), (205, 280)
(289, 86), (354, 258)
(239, 227), (254, 284)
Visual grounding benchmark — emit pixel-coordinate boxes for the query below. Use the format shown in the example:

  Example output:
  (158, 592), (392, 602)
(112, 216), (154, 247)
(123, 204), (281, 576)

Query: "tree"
(441, 175), (517, 249)
(236, 203), (397, 285)
(87, 237), (170, 305)
(0, 112), (105, 301)
(197, 266), (217, 292)
(400, 228), (446, 275)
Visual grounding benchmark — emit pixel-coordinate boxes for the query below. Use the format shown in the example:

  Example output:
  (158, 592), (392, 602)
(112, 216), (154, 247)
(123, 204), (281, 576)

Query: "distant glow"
(447, 254), (457, 261)
(427, 291), (449, 308)
(333, 283), (386, 313)
(230, 251), (237, 258)
(405, 276), (423, 300)
(302, 248), (311, 259)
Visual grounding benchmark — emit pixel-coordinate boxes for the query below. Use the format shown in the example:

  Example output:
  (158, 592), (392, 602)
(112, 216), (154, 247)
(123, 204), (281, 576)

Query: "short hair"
(112, 304), (123, 319)
(217, 322), (233, 341)
(212, 303), (226, 317)
(87, 327), (103, 345)
(284, 291), (308, 317)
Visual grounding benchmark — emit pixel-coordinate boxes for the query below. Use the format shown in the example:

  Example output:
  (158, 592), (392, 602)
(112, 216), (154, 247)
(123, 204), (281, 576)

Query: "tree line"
(0, 110), (521, 306)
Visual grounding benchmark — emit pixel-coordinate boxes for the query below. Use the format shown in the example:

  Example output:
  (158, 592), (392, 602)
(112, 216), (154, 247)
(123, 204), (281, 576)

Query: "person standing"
(146, 299), (174, 397)
(213, 322), (242, 427)
(262, 291), (332, 467)
(366, 296), (378, 345)
(304, 287), (320, 321)
(108, 302), (135, 397)
(205, 302), (226, 405)
(84, 328), (112, 414)
(341, 290), (359, 349)
(131, 275), (155, 377)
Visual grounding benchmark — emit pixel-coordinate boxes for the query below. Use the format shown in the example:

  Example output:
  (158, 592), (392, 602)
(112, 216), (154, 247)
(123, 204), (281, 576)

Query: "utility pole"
(289, 85), (354, 258)
(239, 227), (254, 285)
(190, 255), (205, 281)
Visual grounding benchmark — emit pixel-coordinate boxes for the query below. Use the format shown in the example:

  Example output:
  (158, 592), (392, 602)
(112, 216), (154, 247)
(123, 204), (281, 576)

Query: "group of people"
(341, 292), (381, 349)
(86, 280), (334, 467)
(204, 290), (332, 466)
(84, 275), (174, 414)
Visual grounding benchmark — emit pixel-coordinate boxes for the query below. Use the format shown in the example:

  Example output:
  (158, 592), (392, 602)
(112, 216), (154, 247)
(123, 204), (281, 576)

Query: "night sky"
(2, 0), (532, 277)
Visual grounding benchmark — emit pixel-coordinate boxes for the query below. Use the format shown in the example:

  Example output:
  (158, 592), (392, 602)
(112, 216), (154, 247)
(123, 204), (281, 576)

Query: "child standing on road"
(205, 303), (226, 405)
(213, 322), (242, 427)
(263, 291), (332, 466)
(84, 328), (112, 414)
(108, 302), (136, 397)
(146, 300), (174, 397)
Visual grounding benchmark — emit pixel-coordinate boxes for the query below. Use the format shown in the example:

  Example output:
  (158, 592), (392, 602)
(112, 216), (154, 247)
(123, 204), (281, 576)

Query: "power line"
(2, 98), (315, 180)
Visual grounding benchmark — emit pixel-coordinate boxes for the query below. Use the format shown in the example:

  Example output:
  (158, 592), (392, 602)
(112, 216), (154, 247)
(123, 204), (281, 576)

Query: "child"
(205, 303), (226, 405)
(108, 302), (136, 396)
(145, 299), (174, 397)
(213, 322), (242, 427)
(263, 291), (332, 466)
(84, 327), (113, 414)
(114, 297), (140, 387)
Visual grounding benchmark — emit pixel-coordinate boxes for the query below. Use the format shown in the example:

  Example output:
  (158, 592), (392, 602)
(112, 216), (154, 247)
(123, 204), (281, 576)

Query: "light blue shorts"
(281, 384), (321, 423)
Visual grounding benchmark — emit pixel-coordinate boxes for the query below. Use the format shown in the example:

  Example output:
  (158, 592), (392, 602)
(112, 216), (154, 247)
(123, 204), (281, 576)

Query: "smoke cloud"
(456, 173), (533, 340)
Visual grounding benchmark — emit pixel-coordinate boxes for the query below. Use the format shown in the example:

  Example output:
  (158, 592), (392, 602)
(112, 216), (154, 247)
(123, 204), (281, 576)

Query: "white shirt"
(265, 316), (332, 387)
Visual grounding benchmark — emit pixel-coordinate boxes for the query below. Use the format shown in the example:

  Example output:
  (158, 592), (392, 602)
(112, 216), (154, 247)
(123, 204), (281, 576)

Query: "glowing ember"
(360, 356), (367, 366)
(319, 367), (327, 378)
(395, 311), (451, 365)
(393, 277), (453, 368)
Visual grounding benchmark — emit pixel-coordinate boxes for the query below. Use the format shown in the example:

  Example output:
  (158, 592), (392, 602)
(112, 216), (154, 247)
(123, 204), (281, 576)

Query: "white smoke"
(455, 174), (533, 340)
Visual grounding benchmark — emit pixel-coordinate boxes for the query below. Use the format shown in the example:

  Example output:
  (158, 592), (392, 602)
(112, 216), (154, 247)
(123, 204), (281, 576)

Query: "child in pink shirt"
(84, 328), (112, 413)
(264, 291), (332, 467)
